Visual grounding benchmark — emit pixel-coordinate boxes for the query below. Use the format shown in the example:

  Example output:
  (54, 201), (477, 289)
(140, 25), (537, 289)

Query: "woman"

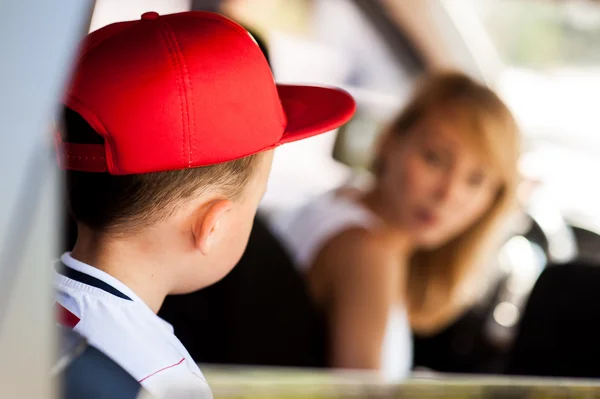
(270, 71), (520, 381)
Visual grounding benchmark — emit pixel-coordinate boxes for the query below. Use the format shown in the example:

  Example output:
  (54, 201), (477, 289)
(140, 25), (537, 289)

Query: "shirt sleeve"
(140, 363), (212, 399)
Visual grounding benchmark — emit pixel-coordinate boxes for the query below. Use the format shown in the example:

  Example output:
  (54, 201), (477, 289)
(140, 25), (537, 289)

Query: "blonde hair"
(375, 71), (520, 335)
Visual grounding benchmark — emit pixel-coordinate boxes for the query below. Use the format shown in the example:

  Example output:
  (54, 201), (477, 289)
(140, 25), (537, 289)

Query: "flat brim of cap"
(276, 84), (356, 144)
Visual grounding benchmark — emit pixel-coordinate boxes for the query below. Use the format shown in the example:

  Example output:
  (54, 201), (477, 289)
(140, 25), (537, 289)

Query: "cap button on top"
(141, 11), (159, 20)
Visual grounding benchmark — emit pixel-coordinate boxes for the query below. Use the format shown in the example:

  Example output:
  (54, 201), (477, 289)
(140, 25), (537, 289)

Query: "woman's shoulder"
(319, 226), (401, 282)
(268, 189), (381, 270)
(322, 225), (397, 265)
(319, 226), (403, 309)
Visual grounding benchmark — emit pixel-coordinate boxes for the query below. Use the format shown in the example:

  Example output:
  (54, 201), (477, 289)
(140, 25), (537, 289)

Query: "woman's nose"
(432, 174), (465, 207)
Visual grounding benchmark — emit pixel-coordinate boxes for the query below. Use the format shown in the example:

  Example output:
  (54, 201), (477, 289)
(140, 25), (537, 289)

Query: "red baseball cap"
(57, 11), (356, 175)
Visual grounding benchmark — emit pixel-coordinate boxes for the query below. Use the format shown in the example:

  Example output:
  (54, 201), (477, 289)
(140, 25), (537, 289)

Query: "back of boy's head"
(62, 22), (273, 234)
(62, 107), (260, 233)
(57, 11), (355, 234)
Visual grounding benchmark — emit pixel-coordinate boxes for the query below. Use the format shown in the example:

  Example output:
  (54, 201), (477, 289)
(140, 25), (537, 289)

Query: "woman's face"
(378, 108), (501, 248)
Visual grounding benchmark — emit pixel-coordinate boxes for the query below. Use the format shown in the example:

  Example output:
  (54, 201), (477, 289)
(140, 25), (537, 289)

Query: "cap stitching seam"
(157, 22), (187, 166)
(162, 21), (194, 168)
(190, 14), (287, 136)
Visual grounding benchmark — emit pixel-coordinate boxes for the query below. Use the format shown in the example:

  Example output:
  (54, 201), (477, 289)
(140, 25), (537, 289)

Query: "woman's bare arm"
(312, 228), (401, 370)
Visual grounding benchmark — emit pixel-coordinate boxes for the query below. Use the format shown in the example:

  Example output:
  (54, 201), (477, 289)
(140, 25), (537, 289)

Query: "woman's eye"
(467, 171), (486, 188)
(423, 150), (443, 167)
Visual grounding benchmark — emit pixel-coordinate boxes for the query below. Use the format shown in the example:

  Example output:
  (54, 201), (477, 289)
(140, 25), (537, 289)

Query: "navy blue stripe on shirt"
(57, 262), (132, 301)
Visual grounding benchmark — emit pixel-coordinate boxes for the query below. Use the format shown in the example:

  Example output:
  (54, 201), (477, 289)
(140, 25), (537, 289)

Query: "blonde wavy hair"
(375, 71), (520, 335)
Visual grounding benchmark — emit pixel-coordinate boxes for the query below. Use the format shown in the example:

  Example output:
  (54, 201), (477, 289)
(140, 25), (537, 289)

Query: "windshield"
(457, 0), (600, 233)
(469, 0), (600, 68)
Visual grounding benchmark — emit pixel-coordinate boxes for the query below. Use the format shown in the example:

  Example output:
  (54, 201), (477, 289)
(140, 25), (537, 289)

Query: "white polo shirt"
(54, 252), (212, 398)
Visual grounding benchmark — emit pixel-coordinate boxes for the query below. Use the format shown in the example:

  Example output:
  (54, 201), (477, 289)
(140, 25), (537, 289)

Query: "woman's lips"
(414, 208), (439, 227)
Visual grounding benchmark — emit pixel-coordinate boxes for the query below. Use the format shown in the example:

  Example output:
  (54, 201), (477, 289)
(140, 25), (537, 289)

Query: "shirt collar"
(61, 252), (145, 305)
(58, 252), (175, 333)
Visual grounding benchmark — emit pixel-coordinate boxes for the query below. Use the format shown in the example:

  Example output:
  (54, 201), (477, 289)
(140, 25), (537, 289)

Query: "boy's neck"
(70, 227), (174, 313)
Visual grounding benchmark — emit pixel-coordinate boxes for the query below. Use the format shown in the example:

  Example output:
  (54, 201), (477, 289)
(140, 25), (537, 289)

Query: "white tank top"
(269, 191), (413, 382)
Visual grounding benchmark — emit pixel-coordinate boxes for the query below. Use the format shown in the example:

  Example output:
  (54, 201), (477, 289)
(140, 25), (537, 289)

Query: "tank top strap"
(270, 191), (381, 272)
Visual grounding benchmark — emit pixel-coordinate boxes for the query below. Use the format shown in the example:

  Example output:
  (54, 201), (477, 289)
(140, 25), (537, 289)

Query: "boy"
(54, 10), (355, 398)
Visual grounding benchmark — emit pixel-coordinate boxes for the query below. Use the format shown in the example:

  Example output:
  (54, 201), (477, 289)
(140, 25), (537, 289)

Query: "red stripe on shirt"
(139, 358), (185, 383)
(55, 303), (80, 328)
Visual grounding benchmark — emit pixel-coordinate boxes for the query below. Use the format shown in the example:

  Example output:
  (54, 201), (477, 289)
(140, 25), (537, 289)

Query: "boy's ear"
(192, 199), (233, 255)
